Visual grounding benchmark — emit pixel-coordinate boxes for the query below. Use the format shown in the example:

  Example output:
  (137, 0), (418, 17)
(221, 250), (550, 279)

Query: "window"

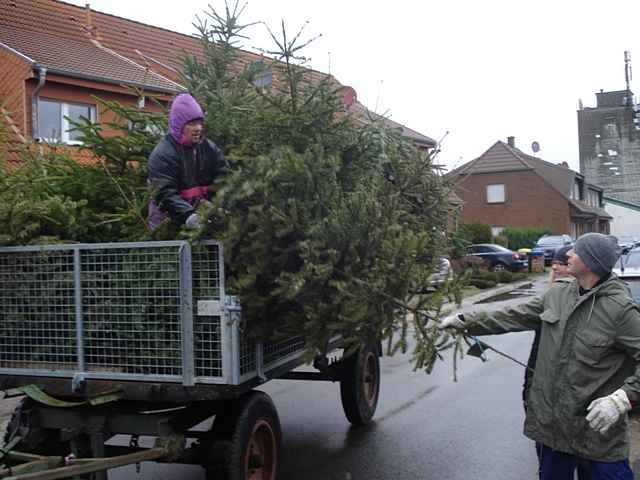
(37, 98), (96, 144)
(251, 61), (272, 89)
(491, 226), (504, 237)
(486, 184), (505, 203)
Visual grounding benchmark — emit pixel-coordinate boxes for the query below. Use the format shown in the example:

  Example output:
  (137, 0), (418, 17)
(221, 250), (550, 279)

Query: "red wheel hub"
(245, 419), (277, 480)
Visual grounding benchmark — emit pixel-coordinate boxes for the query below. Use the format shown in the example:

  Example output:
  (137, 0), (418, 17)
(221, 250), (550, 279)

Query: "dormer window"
(252, 61), (272, 89)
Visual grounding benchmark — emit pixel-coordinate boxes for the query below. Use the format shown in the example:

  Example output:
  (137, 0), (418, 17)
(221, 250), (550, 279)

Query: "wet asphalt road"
(110, 281), (545, 480)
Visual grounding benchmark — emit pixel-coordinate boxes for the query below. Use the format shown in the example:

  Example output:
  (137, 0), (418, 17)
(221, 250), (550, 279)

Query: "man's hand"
(586, 389), (632, 434)
(185, 213), (201, 230)
(438, 313), (466, 331)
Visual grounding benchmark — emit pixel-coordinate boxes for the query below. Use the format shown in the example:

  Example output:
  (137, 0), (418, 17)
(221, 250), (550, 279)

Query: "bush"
(494, 235), (508, 247)
(458, 222), (492, 245)
(451, 255), (488, 273)
(496, 271), (514, 283)
(502, 226), (551, 251)
(469, 278), (496, 289)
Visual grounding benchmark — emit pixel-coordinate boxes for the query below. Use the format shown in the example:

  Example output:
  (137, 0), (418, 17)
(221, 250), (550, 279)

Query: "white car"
(613, 247), (640, 277)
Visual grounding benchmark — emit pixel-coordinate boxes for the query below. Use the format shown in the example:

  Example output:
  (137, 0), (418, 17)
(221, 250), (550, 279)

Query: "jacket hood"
(168, 93), (204, 142)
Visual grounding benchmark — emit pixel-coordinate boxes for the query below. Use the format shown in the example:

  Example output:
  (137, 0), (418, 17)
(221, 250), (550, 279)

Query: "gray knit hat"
(574, 233), (621, 277)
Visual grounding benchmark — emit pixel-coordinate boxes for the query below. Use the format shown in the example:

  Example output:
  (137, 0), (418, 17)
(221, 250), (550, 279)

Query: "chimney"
(340, 86), (357, 108)
(507, 136), (515, 148)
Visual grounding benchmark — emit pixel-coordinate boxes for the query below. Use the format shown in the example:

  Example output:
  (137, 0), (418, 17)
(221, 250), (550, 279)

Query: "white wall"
(605, 202), (640, 235)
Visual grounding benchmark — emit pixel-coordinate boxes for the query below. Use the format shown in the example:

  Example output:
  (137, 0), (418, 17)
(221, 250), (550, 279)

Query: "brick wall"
(455, 170), (571, 234)
(0, 46), (32, 162)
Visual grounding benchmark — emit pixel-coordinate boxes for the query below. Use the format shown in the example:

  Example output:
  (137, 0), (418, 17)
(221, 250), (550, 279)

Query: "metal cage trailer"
(0, 240), (381, 480)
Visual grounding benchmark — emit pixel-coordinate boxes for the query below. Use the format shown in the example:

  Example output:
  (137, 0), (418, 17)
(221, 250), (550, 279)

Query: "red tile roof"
(0, 24), (182, 93)
(0, 0), (436, 146)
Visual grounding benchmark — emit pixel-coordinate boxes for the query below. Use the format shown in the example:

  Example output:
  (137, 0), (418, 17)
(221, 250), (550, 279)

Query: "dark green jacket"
(464, 275), (640, 461)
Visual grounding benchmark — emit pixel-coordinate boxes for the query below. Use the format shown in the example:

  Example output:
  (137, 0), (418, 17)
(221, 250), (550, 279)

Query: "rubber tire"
(205, 391), (282, 480)
(491, 262), (507, 272)
(3, 397), (69, 456)
(339, 343), (381, 426)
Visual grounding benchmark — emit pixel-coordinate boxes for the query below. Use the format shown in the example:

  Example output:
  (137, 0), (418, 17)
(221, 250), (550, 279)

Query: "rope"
(464, 334), (534, 372)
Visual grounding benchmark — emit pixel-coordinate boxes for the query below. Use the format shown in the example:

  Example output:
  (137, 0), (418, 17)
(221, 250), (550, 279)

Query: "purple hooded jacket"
(168, 93), (204, 143)
(147, 93), (227, 229)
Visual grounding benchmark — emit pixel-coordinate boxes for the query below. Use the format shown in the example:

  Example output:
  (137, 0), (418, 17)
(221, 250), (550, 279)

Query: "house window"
(491, 226), (504, 237)
(486, 184), (505, 203)
(37, 98), (96, 144)
(572, 180), (583, 200)
(252, 61), (273, 89)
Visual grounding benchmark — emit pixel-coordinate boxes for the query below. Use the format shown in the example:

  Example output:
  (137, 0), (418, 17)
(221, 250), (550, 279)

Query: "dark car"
(466, 244), (528, 272)
(533, 234), (574, 265)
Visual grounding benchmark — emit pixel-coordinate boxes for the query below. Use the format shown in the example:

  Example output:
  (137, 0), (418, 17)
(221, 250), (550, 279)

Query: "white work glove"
(438, 313), (466, 331)
(184, 213), (201, 230)
(586, 389), (632, 434)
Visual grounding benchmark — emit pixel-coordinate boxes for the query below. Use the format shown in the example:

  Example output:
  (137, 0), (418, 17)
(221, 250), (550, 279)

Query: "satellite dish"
(531, 141), (541, 153)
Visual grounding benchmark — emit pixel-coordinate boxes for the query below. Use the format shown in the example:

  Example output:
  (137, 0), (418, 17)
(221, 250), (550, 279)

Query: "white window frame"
(486, 184), (505, 203)
(37, 98), (97, 145)
(491, 226), (504, 237)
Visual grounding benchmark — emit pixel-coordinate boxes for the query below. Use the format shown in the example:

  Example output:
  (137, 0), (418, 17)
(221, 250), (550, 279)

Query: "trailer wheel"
(340, 343), (381, 426)
(205, 390), (281, 480)
(3, 397), (69, 456)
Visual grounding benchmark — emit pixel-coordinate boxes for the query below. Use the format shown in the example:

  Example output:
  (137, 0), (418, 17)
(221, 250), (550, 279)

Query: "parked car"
(466, 244), (528, 272)
(427, 257), (452, 288)
(533, 234), (574, 265)
(613, 247), (640, 277)
(613, 234), (640, 254)
(613, 248), (640, 305)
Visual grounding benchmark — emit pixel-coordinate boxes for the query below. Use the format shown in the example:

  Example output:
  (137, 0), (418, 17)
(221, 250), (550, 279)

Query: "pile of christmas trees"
(0, 4), (456, 370)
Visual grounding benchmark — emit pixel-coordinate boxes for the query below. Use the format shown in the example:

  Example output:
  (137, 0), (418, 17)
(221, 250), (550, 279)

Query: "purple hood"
(168, 93), (204, 143)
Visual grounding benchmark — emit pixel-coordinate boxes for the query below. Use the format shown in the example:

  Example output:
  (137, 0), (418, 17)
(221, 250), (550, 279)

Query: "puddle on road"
(474, 283), (535, 304)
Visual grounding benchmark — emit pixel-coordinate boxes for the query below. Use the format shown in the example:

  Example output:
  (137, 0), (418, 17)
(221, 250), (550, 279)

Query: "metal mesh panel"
(194, 315), (222, 377)
(191, 243), (221, 301)
(192, 243), (223, 378)
(81, 246), (183, 377)
(264, 336), (305, 367)
(240, 338), (256, 376)
(0, 251), (77, 370)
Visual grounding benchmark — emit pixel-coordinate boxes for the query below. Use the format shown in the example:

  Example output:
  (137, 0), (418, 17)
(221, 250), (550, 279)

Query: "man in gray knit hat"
(440, 232), (640, 480)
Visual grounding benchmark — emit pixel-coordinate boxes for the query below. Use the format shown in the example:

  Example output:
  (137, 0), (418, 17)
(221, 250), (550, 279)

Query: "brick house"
(449, 137), (611, 238)
(0, 0), (436, 164)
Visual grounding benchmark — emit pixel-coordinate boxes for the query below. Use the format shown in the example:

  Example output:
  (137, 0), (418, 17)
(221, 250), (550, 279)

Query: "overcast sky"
(64, 0), (640, 172)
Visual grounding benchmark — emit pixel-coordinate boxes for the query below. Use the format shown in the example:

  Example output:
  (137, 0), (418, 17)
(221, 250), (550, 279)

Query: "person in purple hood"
(147, 93), (227, 230)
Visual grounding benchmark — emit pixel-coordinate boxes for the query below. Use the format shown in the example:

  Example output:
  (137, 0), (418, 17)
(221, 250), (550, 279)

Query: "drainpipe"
(31, 66), (47, 140)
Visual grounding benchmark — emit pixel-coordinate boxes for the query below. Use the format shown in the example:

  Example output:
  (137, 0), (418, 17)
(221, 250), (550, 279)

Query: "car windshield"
(485, 245), (511, 253)
(622, 251), (640, 269)
(537, 236), (564, 246)
(616, 235), (637, 243)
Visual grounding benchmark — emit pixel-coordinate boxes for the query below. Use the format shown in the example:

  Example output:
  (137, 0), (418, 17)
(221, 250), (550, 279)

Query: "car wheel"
(491, 262), (507, 272)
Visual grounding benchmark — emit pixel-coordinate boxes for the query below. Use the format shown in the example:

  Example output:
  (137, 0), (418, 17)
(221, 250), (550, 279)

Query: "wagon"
(0, 240), (381, 479)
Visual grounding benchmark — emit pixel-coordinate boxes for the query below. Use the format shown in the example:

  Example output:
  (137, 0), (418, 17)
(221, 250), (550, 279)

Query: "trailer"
(0, 240), (381, 479)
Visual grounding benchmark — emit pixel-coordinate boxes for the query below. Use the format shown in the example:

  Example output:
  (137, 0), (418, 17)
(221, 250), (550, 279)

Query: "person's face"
(566, 248), (590, 277)
(183, 119), (203, 144)
(551, 260), (569, 277)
